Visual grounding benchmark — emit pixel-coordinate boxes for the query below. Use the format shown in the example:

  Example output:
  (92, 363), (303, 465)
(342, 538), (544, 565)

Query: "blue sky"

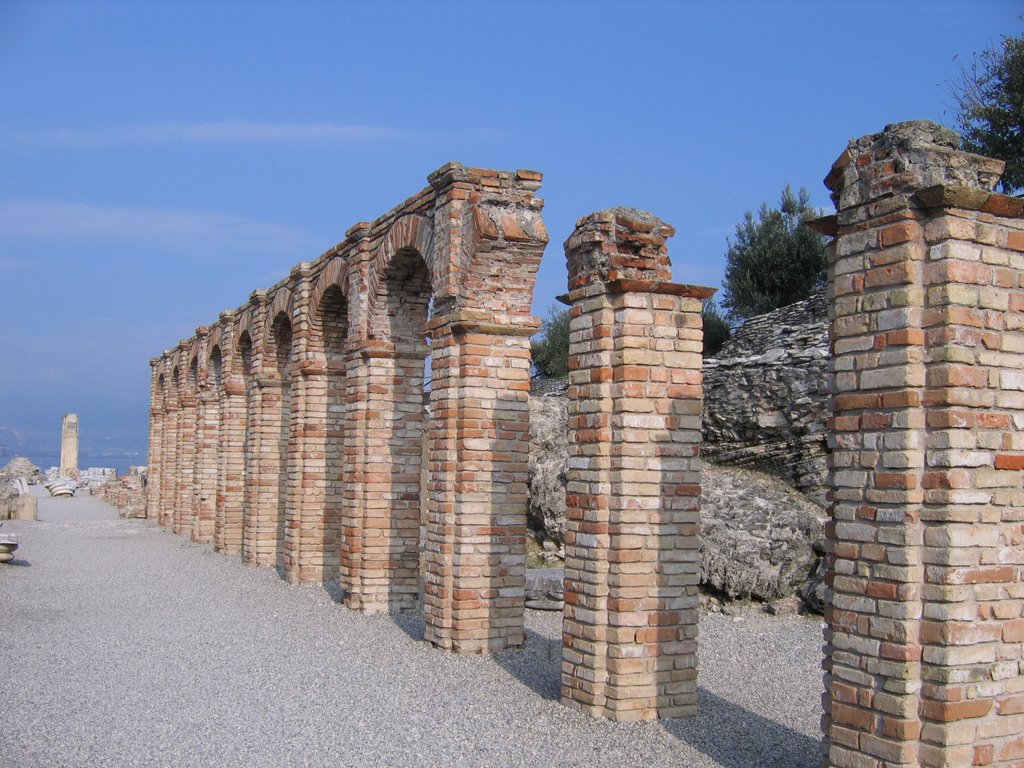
(0, 0), (1018, 467)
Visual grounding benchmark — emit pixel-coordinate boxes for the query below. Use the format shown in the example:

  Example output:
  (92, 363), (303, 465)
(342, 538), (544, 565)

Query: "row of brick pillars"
(145, 124), (1024, 766)
(147, 163), (547, 653)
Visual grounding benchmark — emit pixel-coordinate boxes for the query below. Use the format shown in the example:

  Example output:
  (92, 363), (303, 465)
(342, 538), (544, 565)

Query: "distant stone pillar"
(820, 121), (1023, 768)
(561, 208), (711, 721)
(59, 413), (79, 477)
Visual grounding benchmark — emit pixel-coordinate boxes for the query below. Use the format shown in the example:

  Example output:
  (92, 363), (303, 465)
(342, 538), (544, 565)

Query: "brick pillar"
(422, 316), (535, 652)
(174, 353), (197, 538)
(146, 358), (163, 522)
(560, 208), (711, 721)
(215, 313), (246, 556)
(192, 328), (217, 544)
(160, 364), (178, 529)
(284, 265), (332, 584)
(344, 344), (425, 612)
(820, 121), (1022, 768)
(242, 292), (275, 567)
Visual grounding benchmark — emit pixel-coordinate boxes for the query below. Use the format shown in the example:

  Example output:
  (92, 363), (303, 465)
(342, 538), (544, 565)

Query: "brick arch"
(208, 344), (224, 391)
(235, 308), (256, 351)
(267, 289), (295, 340)
(365, 214), (434, 329)
(310, 257), (349, 325)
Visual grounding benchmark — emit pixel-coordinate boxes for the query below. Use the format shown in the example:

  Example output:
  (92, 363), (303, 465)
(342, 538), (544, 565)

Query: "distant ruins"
(147, 123), (1024, 767)
(59, 413), (78, 478)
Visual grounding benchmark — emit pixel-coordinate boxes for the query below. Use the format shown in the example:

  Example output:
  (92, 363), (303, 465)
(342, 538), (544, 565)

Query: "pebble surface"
(1, 489), (824, 767)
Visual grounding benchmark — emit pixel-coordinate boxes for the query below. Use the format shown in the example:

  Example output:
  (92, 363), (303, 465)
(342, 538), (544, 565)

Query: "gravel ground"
(1, 488), (825, 767)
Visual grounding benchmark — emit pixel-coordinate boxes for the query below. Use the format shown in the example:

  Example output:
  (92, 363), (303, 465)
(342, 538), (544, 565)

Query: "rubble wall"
(703, 291), (829, 505)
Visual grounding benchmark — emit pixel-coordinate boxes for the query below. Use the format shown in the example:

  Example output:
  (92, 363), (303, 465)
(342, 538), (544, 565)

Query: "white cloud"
(0, 199), (319, 257)
(1, 121), (414, 147)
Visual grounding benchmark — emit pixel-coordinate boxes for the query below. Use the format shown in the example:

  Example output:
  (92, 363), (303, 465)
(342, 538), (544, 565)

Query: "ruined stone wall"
(148, 163), (547, 654)
(703, 290), (829, 505)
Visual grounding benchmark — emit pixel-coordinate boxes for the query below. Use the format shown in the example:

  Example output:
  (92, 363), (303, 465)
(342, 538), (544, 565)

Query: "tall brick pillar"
(193, 327), (217, 544)
(820, 121), (1023, 768)
(560, 208), (711, 720)
(174, 349), (197, 538)
(421, 166), (545, 654)
(422, 314), (535, 652)
(340, 223), (423, 612)
(214, 312), (246, 555)
(242, 291), (276, 567)
(283, 264), (332, 584)
(160, 358), (178, 528)
(146, 358), (164, 522)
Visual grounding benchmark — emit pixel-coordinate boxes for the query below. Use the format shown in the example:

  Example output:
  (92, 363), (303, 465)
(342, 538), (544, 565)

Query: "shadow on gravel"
(661, 689), (820, 768)
(390, 611), (425, 642)
(492, 626), (562, 701)
(494, 629), (820, 767)
(322, 579), (346, 605)
(2, 559), (31, 568)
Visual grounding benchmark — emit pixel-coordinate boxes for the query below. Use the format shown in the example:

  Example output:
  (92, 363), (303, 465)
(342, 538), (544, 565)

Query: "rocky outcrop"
(702, 463), (825, 604)
(702, 291), (829, 505)
(528, 381), (568, 544)
(526, 385), (827, 609)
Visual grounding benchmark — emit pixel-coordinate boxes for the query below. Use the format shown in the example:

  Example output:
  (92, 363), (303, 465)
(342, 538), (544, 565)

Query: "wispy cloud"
(0, 199), (318, 257)
(1, 121), (415, 147)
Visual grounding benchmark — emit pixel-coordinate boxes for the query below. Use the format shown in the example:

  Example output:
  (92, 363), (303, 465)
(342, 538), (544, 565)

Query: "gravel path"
(1, 488), (824, 767)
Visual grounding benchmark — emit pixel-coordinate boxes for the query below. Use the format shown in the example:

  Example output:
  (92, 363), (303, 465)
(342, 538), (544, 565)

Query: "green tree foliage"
(530, 304), (570, 379)
(720, 185), (827, 322)
(702, 298), (731, 357)
(949, 31), (1024, 194)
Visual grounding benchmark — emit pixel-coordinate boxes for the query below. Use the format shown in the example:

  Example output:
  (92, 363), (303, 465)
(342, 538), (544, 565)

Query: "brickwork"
(148, 163), (546, 653)
(819, 121), (1024, 768)
(145, 362), (163, 522)
(561, 208), (713, 721)
(193, 328), (217, 544)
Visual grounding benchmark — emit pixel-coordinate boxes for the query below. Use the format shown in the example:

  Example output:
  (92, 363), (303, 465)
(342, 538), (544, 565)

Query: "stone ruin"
(145, 123), (1024, 767)
(703, 288), (830, 504)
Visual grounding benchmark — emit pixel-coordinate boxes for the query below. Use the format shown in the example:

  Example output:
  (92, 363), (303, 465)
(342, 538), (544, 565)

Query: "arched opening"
(270, 312), (293, 575)
(360, 245), (431, 612)
(238, 332), (255, 564)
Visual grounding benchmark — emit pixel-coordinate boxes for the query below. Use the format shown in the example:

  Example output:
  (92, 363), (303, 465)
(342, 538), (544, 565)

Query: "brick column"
(561, 208), (711, 721)
(215, 312), (246, 555)
(146, 358), (163, 522)
(192, 328), (217, 544)
(422, 314), (535, 652)
(160, 360), (178, 529)
(284, 265), (332, 585)
(174, 351), (197, 538)
(343, 343), (425, 612)
(242, 292), (275, 567)
(820, 121), (1022, 768)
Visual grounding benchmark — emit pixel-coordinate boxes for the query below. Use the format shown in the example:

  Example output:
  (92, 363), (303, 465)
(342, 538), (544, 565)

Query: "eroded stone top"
(825, 120), (1006, 212)
(563, 207), (675, 291)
